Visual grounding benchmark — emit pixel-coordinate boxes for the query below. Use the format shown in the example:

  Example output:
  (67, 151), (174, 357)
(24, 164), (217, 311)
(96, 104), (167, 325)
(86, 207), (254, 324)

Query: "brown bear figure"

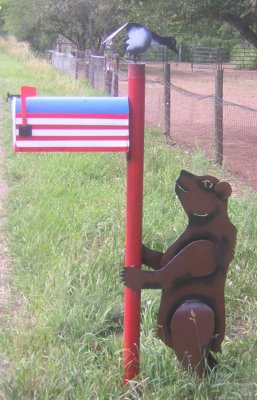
(122, 170), (237, 376)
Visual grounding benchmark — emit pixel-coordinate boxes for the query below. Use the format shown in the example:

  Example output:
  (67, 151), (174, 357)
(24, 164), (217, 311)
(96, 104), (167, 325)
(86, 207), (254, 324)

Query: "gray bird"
(102, 22), (178, 62)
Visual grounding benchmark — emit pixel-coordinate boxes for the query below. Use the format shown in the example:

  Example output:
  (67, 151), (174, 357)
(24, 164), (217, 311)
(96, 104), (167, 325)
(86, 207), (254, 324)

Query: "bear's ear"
(214, 181), (232, 200)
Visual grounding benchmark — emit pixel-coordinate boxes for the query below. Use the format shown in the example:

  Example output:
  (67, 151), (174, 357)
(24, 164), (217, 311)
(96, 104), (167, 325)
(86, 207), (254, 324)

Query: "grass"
(0, 37), (256, 399)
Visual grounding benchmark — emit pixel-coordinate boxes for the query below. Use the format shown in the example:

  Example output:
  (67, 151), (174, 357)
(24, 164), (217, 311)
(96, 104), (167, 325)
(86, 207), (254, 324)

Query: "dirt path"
(0, 102), (11, 395)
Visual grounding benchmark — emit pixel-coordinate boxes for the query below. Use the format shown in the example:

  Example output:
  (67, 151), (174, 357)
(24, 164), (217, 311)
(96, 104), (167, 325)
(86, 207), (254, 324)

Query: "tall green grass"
(0, 40), (256, 399)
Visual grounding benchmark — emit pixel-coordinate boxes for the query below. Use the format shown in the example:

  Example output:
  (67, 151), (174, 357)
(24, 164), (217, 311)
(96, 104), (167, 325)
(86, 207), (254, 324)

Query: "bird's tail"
(151, 32), (178, 55)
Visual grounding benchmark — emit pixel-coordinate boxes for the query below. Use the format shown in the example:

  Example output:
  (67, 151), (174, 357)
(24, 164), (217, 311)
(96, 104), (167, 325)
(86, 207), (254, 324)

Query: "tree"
(2, 0), (56, 52)
(0, 4), (5, 35)
(116, 1), (257, 49)
(3, 0), (257, 54)
(114, 0), (177, 35)
(165, 0), (257, 49)
(1, 0), (124, 53)
(45, 0), (122, 52)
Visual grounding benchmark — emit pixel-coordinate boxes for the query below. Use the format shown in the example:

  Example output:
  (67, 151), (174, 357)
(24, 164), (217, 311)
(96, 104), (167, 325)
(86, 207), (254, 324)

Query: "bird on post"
(101, 22), (178, 62)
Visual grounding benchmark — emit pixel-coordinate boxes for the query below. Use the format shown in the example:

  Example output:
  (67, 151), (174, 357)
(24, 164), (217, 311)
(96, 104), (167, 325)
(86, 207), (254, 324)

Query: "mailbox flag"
(13, 96), (129, 152)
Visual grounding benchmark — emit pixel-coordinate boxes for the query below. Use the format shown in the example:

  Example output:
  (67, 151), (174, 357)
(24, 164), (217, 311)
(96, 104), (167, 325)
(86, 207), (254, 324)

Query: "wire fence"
(50, 50), (257, 189)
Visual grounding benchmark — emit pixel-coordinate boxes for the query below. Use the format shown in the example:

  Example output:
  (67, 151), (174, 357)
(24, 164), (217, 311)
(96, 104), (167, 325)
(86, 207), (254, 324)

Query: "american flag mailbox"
(11, 64), (145, 384)
(12, 88), (129, 153)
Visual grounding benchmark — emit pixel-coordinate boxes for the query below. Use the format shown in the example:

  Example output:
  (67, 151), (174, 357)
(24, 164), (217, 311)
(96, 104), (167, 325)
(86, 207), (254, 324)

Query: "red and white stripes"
(13, 99), (129, 153)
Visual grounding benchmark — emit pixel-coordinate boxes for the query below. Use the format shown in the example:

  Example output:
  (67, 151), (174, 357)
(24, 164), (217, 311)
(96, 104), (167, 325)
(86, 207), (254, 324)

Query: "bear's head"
(175, 170), (232, 225)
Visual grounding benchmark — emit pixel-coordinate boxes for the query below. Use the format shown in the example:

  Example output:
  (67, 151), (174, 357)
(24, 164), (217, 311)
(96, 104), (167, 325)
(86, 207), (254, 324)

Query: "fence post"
(85, 51), (91, 82)
(164, 63), (171, 138)
(105, 55), (113, 95)
(89, 56), (95, 88)
(113, 53), (119, 97)
(85, 61), (90, 81)
(75, 57), (79, 80)
(215, 69), (223, 166)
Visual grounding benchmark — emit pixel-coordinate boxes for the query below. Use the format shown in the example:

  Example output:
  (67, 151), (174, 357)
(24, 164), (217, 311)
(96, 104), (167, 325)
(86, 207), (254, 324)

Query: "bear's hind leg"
(170, 300), (215, 377)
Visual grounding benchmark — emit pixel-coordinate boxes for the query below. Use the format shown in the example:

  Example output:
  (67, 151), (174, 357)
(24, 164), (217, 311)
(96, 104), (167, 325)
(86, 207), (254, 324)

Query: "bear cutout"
(122, 170), (237, 376)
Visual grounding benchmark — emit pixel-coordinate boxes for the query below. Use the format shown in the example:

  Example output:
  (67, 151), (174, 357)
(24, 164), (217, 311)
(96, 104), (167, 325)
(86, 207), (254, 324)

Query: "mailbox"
(12, 89), (129, 153)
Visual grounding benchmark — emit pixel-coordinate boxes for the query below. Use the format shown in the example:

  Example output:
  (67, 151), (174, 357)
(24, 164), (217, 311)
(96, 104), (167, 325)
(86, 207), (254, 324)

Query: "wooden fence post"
(113, 53), (119, 97)
(105, 55), (113, 95)
(85, 61), (89, 81)
(75, 57), (79, 80)
(164, 63), (171, 138)
(85, 51), (91, 82)
(89, 56), (95, 88)
(215, 69), (223, 166)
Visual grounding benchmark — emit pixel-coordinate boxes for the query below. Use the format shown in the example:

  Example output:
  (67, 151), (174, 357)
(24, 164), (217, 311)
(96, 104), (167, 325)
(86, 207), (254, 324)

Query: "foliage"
(2, 0), (257, 56)
(1, 0), (124, 53)
(165, 0), (257, 49)
(1, 0), (57, 54)
(0, 3), (7, 35)
(44, 0), (122, 51)
(116, 0), (257, 51)
(0, 42), (256, 399)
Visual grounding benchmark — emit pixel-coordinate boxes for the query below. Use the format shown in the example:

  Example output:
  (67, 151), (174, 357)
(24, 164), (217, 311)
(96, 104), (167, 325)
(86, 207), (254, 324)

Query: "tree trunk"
(223, 14), (257, 49)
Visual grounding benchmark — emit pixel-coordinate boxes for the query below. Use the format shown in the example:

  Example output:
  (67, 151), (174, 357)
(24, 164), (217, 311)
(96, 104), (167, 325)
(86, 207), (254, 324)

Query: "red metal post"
(123, 63), (145, 383)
